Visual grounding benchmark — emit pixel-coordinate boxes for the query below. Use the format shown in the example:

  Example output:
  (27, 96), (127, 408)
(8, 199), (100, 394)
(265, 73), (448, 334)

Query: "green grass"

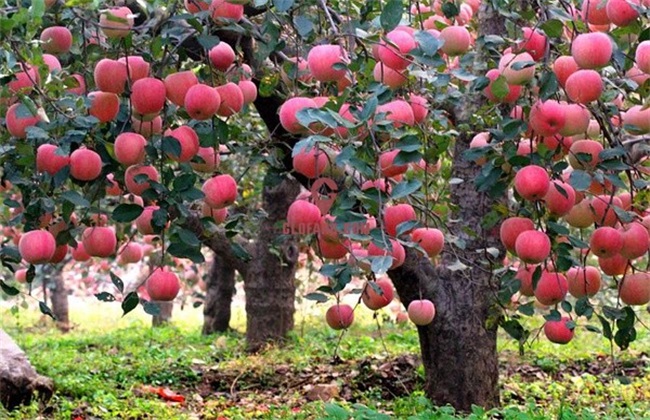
(1, 299), (649, 419)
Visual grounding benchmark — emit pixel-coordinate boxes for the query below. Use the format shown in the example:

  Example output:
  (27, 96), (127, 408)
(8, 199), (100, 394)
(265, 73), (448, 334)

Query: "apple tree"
(2, 0), (650, 411)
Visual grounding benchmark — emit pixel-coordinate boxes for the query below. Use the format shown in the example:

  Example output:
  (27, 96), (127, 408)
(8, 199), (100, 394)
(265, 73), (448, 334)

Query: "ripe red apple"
(293, 147), (328, 179)
(88, 91), (120, 123)
(114, 132), (146, 166)
(553, 55), (579, 87)
(209, 42), (236, 71)
(529, 100), (566, 136)
(191, 147), (220, 172)
(49, 244), (68, 264)
(589, 226), (624, 258)
(559, 103), (590, 137)
(535, 270), (568, 305)
(567, 266), (601, 298)
(238, 80), (257, 105)
(125, 164), (159, 196)
(135, 206), (161, 235)
(279, 97), (318, 134)
(40, 26), (73, 54)
(307, 44), (349, 82)
(517, 27), (547, 61)
(93, 58), (128, 94)
(379, 149), (409, 178)
(132, 115), (163, 137)
(215, 82), (244, 117)
(210, 0), (244, 22)
(202, 174), (237, 209)
(201, 203), (228, 224)
(373, 62), (408, 89)
(581, 0), (611, 25)
(622, 105), (650, 134)
(606, 0), (639, 27)
(7, 64), (38, 96)
(407, 299), (436, 326)
(70, 148), (102, 181)
(543, 180), (576, 216)
(36, 144), (69, 175)
(500, 217), (535, 253)
(411, 227), (444, 257)
(106, 173), (122, 196)
(383, 204), (417, 237)
(515, 230), (551, 264)
(514, 165), (550, 201)
(99, 7), (134, 38)
(439, 26), (471, 56)
(81, 226), (116, 257)
(131, 77), (167, 117)
(325, 304), (354, 330)
(619, 272), (650, 306)
(544, 317), (574, 344)
(599, 254), (630, 276)
(515, 264), (537, 296)
(408, 94), (429, 124)
(571, 32), (613, 69)
(42, 54), (61, 73)
(376, 100), (415, 128)
(71, 242), (91, 262)
(619, 222), (649, 259)
(184, 84), (221, 120)
(164, 71), (199, 107)
(565, 70), (603, 104)
(118, 242), (143, 264)
(568, 139), (603, 170)
(15, 268), (27, 283)
(499, 52), (536, 85)
(147, 267), (181, 301)
(316, 236), (349, 259)
(287, 200), (321, 233)
(362, 278), (394, 310)
(65, 73), (86, 96)
(375, 29), (416, 70)
(5, 103), (42, 139)
(165, 125), (200, 162)
(483, 69), (522, 104)
(368, 239), (406, 269)
(117, 56), (150, 81)
(590, 194), (622, 227)
(19, 230), (56, 264)
(635, 41), (650, 74)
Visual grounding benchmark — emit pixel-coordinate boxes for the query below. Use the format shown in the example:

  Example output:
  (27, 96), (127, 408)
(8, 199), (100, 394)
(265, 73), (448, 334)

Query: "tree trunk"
(0, 329), (54, 411)
(202, 254), (237, 334)
(152, 301), (173, 327)
(50, 269), (70, 332)
(389, 3), (506, 411)
(244, 178), (301, 351)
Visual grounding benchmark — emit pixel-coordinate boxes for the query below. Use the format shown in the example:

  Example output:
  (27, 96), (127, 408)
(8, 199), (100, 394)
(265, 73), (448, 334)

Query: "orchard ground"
(1, 291), (649, 419)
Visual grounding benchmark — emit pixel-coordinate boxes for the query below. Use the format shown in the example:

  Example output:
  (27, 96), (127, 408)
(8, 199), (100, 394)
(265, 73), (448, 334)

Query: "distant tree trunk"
(152, 301), (173, 327)
(0, 329), (54, 411)
(244, 178), (301, 351)
(50, 270), (70, 332)
(202, 254), (237, 334)
(389, 3), (506, 411)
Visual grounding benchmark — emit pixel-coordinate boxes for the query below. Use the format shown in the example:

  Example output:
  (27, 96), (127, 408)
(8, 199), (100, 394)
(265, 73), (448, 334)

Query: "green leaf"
(0, 280), (20, 296)
(110, 272), (124, 294)
(30, 0), (45, 19)
(121, 291), (139, 317)
(61, 191), (90, 208)
(304, 292), (329, 302)
(441, 1), (459, 18)
(231, 242), (252, 262)
(273, 0), (294, 12)
(395, 220), (420, 236)
(39, 301), (56, 320)
(142, 300), (161, 316)
(538, 72), (559, 100)
(501, 319), (525, 341)
(178, 229), (200, 247)
(598, 315), (613, 340)
(568, 170), (592, 191)
(112, 204), (144, 223)
(380, 0), (403, 31)
(196, 35), (220, 50)
(293, 15), (313, 38)
(490, 76), (510, 100)
(391, 180), (422, 200)
(162, 135), (182, 160)
(371, 256), (393, 275)
(540, 19), (563, 38)
(168, 242), (205, 263)
(413, 30), (441, 55)
(95, 292), (116, 302)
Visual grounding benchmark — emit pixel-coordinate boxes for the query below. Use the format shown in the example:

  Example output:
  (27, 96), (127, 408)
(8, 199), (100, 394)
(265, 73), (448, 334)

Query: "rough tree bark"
(0, 329), (54, 411)
(201, 253), (237, 334)
(152, 301), (173, 326)
(388, 3), (506, 411)
(243, 178), (301, 351)
(50, 270), (70, 332)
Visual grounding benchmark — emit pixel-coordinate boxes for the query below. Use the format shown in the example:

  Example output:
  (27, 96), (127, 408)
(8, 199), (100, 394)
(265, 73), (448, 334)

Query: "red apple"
(114, 132), (146, 166)
(70, 148), (102, 181)
(325, 304), (354, 330)
(81, 226), (116, 257)
(147, 267), (181, 301)
(407, 299), (436, 325)
(544, 317), (574, 344)
(19, 230), (56, 264)
(515, 230), (551, 264)
(202, 174), (237, 209)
